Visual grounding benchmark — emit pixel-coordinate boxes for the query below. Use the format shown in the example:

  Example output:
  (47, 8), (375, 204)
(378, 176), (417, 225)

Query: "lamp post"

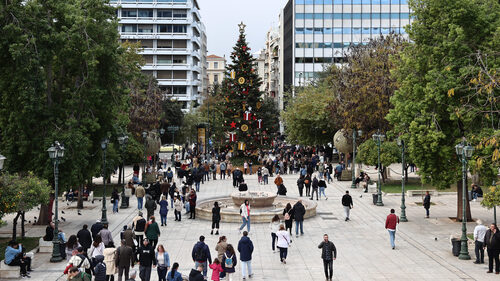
(142, 131), (148, 187)
(101, 138), (109, 225)
(455, 142), (474, 260)
(397, 138), (408, 222)
(47, 142), (64, 262)
(118, 135), (129, 209)
(351, 129), (362, 189)
(372, 132), (385, 206)
(0, 154), (5, 171)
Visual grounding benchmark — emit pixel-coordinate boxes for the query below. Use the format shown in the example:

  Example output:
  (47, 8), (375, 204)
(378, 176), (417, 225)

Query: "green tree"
(357, 140), (401, 182)
(387, 0), (500, 189)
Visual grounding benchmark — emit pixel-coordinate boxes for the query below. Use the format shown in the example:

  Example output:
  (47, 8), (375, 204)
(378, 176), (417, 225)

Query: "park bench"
(39, 237), (53, 253)
(0, 251), (34, 279)
(406, 190), (437, 197)
(367, 183), (377, 193)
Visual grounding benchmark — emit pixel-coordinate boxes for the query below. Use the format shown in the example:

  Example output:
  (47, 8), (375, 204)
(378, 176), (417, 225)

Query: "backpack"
(194, 244), (206, 261)
(81, 272), (92, 281)
(135, 218), (146, 232)
(284, 211), (290, 221)
(167, 171), (173, 178)
(224, 253), (233, 268)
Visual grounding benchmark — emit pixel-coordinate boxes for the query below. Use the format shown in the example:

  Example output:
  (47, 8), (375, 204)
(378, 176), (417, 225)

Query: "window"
(314, 0), (323, 4)
(121, 10), (137, 18)
(173, 25), (187, 33)
(157, 10), (172, 18)
(173, 56), (186, 64)
(333, 28), (342, 34)
(158, 25), (171, 33)
(138, 25), (153, 33)
(214, 74), (219, 82)
(296, 27), (304, 34)
(157, 56), (172, 64)
(173, 10), (187, 18)
(138, 10), (153, 18)
(173, 86), (187, 95)
(362, 27), (370, 34)
(214, 62), (219, 68)
(352, 27), (361, 34)
(121, 25), (137, 33)
(314, 28), (323, 34)
(305, 28), (313, 34)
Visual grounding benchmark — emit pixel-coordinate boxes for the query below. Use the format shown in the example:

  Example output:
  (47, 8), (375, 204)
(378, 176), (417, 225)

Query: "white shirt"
(474, 225), (488, 242)
(269, 221), (281, 233)
(89, 242), (105, 258)
(276, 230), (291, 248)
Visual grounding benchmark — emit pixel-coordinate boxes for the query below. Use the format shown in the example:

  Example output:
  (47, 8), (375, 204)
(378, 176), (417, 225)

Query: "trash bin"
(372, 193), (378, 205)
(451, 238), (461, 256)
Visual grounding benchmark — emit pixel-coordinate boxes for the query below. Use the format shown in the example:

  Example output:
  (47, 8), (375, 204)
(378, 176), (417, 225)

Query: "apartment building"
(206, 55), (226, 88)
(282, 0), (411, 91)
(110, 0), (207, 110)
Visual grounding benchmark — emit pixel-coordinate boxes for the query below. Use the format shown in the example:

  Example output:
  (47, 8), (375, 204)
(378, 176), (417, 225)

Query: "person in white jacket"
(239, 200), (251, 233)
(269, 215), (281, 252)
(276, 224), (291, 264)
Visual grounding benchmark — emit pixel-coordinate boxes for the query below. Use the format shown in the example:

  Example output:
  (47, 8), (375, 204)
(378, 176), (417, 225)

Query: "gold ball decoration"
(333, 129), (352, 154)
(238, 77), (246, 84)
(241, 124), (249, 132)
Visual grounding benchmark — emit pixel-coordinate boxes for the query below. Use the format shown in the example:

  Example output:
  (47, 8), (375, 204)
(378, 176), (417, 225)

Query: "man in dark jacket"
(116, 240), (135, 281)
(310, 175), (319, 200)
(237, 231), (254, 280)
(93, 255), (107, 281)
(191, 235), (211, 278)
(91, 219), (103, 241)
(145, 195), (157, 220)
(188, 264), (204, 281)
(136, 239), (156, 281)
(423, 191), (431, 218)
(293, 200), (306, 237)
(341, 191), (353, 221)
(318, 234), (337, 281)
(297, 176), (304, 197)
(484, 223), (500, 274)
(277, 184), (287, 196)
(77, 224), (92, 251)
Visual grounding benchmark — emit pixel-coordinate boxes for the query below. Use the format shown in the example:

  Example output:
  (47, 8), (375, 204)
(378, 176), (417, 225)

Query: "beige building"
(207, 54), (226, 87)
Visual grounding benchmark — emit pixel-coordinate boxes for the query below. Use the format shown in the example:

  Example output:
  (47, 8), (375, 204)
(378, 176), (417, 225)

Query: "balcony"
(120, 32), (189, 40)
(140, 48), (190, 55)
(110, 0), (191, 8)
(143, 63), (190, 71)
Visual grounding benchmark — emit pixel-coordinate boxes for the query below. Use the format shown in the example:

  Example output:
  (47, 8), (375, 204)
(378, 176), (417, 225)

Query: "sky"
(199, 0), (289, 58)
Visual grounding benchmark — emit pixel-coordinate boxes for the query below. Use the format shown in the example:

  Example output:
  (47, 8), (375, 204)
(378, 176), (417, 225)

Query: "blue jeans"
(195, 182), (200, 192)
(319, 187), (326, 198)
(295, 220), (304, 235)
(240, 260), (252, 278)
(113, 200), (119, 213)
(388, 230), (396, 248)
(249, 166), (253, 174)
(194, 261), (207, 277)
(160, 214), (167, 225)
(240, 216), (250, 232)
(263, 175), (268, 184)
(137, 197), (143, 210)
(170, 198), (174, 209)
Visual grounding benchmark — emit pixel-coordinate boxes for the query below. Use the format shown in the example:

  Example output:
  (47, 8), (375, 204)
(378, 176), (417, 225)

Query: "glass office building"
(283, 0), (411, 88)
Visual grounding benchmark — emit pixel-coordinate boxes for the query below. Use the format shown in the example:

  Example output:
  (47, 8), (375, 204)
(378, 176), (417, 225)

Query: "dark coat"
(423, 194), (431, 209)
(212, 206), (221, 222)
(318, 241), (337, 261)
(188, 269), (204, 281)
(293, 202), (306, 222)
(189, 193), (197, 207)
(122, 229), (135, 249)
(77, 228), (92, 249)
(341, 194), (353, 207)
(237, 236), (254, 262)
(484, 229), (500, 250)
(91, 222), (103, 240)
(297, 178), (304, 189)
(137, 244), (157, 267)
(221, 250), (237, 273)
(191, 241), (212, 263)
(115, 245), (134, 268)
(312, 178), (319, 189)
(159, 200), (169, 216)
(277, 184), (287, 196)
(93, 255), (107, 281)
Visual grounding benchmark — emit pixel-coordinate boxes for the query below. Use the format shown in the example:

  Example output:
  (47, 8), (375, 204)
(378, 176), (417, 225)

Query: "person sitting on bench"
(4, 240), (32, 277)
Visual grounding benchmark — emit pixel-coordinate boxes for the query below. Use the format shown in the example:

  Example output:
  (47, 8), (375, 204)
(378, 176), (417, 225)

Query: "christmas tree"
(220, 22), (277, 152)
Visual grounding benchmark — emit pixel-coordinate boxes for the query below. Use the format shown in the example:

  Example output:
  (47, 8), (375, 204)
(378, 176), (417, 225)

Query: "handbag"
(64, 263), (73, 274)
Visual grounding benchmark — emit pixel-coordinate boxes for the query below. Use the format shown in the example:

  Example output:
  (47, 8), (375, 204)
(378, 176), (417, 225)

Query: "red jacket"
(385, 214), (399, 230)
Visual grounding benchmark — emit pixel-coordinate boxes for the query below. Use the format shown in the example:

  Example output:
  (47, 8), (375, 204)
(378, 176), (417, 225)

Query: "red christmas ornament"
(230, 121), (237, 128)
(229, 133), (236, 142)
(252, 116), (257, 121)
(244, 111), (252, 121)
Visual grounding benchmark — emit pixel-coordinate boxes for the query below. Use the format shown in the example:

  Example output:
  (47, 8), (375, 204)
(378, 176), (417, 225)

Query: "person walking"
(66, 235), (81, 261)
(132, 212), (147, 246)
(215, 236), (228, 280)
(318, 176), (328, 200)
(89, 235), (105, 265)
(385, 209), (399, 250)
(159, 196), (169, 226)
(91, 219), (104, 241)
(221, 244), (237, 281)
(484, 223), (500, 274)
(269, 215), (281, 252)
(237, 231), (254, 280)
(136, 185), (146, 210)
(276, 224), (291, 264)
(174, 196), (182, 221)
(99, 224), (114, 248)
(137, 239), (157, 281)
(473, 220), (487, 264)
(310, 175), (319, 201)
(304, 174), (311, 197)
(423, 191), (431, 218)
(93, 255), (107, 281)
(112, 188), (120, 213)
(188, 264), (204, 281)
(239, 200), (251, 233)
(297, 176), (304, 197)
(283, 203), (294, 240)
(341, 191), (353, 221)
(188, 190), (197, 219)
(220, 161), (227, 179)
(211, 201), (221, 235)
(155, 244), (170, 281)
(262, 166), (269, 185)
(145, 216), (161, 250)
(274, 174), (283, 189)
(166, 262), (183, 281)
(145, 195), (157, 221)
(103, 245), (118, 281)
(293, 200), (306, 238)
(77, 224), (92, 251)
(191, 235), (212, 278)
(209, 258), (223, 281)
(318, 234), (337, 281)
(116, 240), (135, 281)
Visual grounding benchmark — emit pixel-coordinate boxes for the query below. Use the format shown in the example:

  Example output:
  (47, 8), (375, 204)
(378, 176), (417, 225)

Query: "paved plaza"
(1, 166), (498, 281)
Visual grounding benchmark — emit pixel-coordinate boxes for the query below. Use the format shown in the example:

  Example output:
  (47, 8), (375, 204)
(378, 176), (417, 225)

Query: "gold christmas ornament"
(238, 77), (245, 84)
(241, 124), (249, 132)
(256, 102), (262, 109)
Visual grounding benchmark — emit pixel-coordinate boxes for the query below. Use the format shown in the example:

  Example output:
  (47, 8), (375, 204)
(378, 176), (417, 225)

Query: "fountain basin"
(231, 191), (277, 208)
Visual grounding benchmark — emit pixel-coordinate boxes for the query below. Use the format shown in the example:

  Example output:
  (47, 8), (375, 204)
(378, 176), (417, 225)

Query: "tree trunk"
(404, 164), (409, 184)
(21, 211), (25, 239)
(457, 179), (472, 221)
(12, 212), (21, 241)
(118, 165), (123, 185)
(35, 193), (54, 225)
(77, 184), (84, 209)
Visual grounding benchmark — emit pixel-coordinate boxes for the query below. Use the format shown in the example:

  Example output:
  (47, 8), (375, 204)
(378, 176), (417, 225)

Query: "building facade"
(282, 0), (411, 90)
(206, 55), (226, 87)
(111, 0), (207, 110)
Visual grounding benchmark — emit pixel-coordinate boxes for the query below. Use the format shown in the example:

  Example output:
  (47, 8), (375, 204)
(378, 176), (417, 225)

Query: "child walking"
(209, 258), (223, 281)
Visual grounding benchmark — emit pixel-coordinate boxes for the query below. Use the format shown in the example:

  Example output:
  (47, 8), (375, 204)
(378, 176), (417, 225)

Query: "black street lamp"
(47, 142), (64, 262)
(118, 135), (129, 209)
(100, 138), (109, 225)
(372, 132), (385, 206)
(142, 131), (148, 187)
(397, 138), (408, 222)
(456, 142), (474, 260)
(351, 129), (362, 189)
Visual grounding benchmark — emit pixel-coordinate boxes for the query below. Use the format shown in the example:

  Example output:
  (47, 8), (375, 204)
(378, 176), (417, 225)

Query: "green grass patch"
(92, 184), (122, 197)
(0, 237), (40, 261)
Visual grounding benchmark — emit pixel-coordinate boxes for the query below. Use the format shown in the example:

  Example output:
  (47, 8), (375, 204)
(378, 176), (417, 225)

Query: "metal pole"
(143, 136), (147, 187)
(400, 140), (408, 222)
(50, 158), (62, 262)
(458, 155), (470, 260)
(495, 206), (497, 225)
(351, 130), (357, 188)
(120, 145), (127, 209)
(101, 148), (108, 225)
(376, 137), (384, 206)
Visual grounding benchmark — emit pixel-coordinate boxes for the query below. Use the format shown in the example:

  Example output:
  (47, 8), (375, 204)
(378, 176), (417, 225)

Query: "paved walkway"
(1, 166), (497, 281)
